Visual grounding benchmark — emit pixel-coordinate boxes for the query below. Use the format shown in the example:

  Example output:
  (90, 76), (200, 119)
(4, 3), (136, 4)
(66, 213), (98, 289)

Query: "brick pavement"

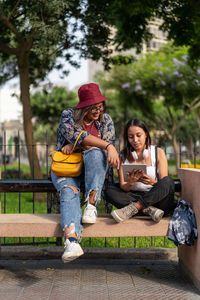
(0, 258), (199, 300)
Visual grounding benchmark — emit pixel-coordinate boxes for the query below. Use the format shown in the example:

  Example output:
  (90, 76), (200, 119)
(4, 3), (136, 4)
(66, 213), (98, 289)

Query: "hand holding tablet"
(122, 163), (147, 181)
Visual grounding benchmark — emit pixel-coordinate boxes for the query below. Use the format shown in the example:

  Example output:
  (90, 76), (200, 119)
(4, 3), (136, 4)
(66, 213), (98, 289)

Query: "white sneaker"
(62, 239), (84, 263)
(82, 203), (97, 224)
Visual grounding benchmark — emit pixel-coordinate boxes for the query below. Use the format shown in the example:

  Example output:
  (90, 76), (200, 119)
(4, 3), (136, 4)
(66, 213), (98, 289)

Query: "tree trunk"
(18, 54), (43, 180)
(172, 136), (180, 170)
(189, 138), (194, 161)
(196, 111), (200, 129)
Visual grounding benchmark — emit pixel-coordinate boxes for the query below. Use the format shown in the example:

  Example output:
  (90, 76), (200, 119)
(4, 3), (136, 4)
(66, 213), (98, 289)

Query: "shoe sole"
(111, 210), (124, 223)
(153, 210), (164, 223)
(62, 251), (84, 263)
(82, 217), (96, 224)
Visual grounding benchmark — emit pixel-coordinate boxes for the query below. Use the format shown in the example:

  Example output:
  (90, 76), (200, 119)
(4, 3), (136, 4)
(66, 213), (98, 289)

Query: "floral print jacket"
(56, 108), (115, 150)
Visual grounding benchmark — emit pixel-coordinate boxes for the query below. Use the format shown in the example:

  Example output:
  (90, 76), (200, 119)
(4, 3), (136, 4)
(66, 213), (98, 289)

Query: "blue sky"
(48, 58), (88, 90)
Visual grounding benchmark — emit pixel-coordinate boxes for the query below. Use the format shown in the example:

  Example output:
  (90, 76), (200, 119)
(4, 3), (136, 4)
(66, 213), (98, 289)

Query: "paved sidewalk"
(0, 258), (199, 300)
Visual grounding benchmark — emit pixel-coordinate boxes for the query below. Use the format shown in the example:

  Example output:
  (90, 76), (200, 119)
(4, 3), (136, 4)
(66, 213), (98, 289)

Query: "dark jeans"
(105, 176), (176, 216)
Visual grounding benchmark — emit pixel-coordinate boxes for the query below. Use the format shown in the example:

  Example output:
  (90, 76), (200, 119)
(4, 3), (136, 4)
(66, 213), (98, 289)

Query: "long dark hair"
(120, 118), (151, 162)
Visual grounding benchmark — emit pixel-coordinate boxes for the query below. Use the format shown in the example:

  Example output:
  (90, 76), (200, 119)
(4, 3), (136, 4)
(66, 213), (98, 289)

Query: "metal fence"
(0, 131), (199, 248)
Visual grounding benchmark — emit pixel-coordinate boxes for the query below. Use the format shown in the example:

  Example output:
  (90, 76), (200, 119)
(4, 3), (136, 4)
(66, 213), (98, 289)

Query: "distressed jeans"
(51, 148), (108, 238)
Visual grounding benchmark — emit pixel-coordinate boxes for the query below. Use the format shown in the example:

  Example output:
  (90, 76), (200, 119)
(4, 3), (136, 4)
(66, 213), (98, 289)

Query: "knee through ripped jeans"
(51, 148), (108, 238)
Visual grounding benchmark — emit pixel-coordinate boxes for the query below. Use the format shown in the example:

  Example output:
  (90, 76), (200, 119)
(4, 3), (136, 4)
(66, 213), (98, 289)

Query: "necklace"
(84, 120), (93, 126)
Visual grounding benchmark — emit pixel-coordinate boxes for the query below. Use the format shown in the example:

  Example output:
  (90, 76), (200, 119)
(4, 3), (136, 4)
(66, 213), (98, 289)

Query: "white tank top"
(124, 145), (157, 192)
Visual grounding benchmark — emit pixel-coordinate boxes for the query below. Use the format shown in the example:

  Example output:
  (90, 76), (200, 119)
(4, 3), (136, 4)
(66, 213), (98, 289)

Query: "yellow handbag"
(50, 131), (85, 177)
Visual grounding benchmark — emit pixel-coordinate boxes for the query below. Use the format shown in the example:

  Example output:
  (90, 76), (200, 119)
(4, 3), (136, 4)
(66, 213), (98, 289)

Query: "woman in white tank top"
(105, 118), (176, 223)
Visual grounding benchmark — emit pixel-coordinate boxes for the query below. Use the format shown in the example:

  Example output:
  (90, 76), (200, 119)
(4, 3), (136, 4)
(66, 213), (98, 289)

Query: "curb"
(0, 246), (178, 261)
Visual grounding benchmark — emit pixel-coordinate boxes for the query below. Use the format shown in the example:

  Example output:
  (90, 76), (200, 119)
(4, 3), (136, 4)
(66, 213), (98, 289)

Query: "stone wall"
(178, 168), (200, 290)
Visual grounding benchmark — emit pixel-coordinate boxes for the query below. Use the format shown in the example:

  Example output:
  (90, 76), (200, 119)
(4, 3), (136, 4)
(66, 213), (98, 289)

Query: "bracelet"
(105, 143), (112, 150)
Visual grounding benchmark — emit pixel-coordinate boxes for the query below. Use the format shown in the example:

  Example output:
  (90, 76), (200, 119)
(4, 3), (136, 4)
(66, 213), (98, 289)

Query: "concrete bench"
(0, 179), (180, 238)
(0, 213), (171, 238)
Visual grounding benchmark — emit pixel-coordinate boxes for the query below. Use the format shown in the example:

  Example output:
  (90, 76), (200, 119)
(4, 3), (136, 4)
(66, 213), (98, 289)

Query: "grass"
(1, 161), (49, 179)
(81, 236), (176, 248)
(0, 161), (177, 248)
(1, 192), (47, 213)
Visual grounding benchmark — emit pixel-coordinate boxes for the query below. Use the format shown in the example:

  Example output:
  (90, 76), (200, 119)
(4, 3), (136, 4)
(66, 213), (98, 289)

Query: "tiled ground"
(0, 259), (199, 300)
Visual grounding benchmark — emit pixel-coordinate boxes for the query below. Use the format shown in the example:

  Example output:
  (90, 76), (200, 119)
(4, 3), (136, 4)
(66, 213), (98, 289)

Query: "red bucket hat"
(76, 83), (107, 109)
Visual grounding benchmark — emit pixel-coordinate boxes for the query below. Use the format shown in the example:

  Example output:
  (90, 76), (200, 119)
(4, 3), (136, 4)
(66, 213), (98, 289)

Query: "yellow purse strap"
(50, 130), (85, 157)
(72, 130), (85, 152)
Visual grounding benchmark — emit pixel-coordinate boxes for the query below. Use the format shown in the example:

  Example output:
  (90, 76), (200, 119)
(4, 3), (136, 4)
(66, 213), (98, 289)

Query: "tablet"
(122, 163), (147, 181)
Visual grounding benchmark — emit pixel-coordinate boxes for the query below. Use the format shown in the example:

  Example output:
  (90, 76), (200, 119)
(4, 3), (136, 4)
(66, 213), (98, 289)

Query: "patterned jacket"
(167, 199), (198, 246)
(56, 108), (115, 150)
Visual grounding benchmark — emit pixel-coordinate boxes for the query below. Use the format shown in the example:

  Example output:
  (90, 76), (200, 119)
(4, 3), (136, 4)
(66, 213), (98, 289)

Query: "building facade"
(88, 18), (168, 82)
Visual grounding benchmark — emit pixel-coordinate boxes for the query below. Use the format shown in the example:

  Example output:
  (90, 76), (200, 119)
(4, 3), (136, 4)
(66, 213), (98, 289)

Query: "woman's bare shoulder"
(157, 147), (167, 159)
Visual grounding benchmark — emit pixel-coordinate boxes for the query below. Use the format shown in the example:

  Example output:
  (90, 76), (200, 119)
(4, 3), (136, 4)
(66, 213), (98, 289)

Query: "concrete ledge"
(178, 168), (200, 291)
(0, 246), (178, 261)
(0, 214), (170, 237)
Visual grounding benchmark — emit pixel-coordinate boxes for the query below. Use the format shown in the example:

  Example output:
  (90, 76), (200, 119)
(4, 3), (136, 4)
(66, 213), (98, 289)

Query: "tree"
(97, 0), (200, 62)
(0, 1), (73, 177)
(176, 112), (200, 160)
(97, 43), (200, 168)
(131, 44), (200, 167)
(0, 0), (117, 178)
(31, 86), (77, 144)
(1, 0), (200, 178)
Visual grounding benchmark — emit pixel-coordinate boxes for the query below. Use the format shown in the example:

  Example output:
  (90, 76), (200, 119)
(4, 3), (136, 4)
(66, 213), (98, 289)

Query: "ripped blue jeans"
(51, 148), (108, 238)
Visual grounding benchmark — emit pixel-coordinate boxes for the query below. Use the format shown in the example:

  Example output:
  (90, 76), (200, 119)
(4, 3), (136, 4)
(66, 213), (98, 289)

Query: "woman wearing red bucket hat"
(51, 83), (119, 262)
